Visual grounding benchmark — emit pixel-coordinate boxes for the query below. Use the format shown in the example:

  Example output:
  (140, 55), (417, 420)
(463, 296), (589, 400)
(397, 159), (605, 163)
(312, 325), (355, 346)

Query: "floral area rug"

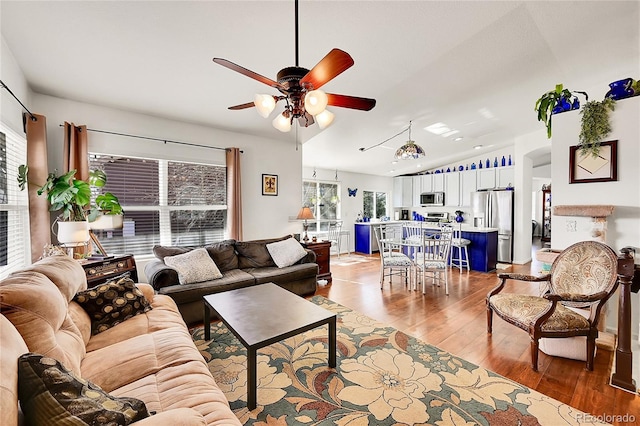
(191, 296), (606, 425)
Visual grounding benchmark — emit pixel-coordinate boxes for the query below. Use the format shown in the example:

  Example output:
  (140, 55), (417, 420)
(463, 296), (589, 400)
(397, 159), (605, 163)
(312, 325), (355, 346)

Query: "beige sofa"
(0, 255), (241, 425)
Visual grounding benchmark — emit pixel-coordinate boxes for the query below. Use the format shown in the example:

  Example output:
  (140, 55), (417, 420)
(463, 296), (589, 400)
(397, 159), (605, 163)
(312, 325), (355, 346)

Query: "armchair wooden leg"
(486, 307), (493, 333)
(530, 338), (540, 372)
(586, 337), (595, 371)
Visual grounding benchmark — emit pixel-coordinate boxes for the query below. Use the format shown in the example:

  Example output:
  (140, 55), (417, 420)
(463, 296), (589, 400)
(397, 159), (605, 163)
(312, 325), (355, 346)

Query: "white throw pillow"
(164, 247), (223, 284)
(266, 238), (308, 268)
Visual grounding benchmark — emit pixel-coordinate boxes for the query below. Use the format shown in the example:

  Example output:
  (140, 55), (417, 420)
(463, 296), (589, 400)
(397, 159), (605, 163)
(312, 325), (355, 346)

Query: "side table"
(302, 240), (332, 283)
(78, 254), (138, 287)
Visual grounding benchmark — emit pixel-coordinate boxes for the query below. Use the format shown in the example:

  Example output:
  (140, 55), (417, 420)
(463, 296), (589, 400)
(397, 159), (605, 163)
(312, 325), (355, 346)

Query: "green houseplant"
(578, 97), (616, 157)
(17, 166), (123, 243)
(535, 84), (576, 138)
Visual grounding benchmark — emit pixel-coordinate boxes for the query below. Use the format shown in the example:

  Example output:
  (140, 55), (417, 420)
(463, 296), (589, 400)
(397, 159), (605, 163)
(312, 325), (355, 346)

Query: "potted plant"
(535, 84), (579, 139)
(578, 97), (616, 157)
(17, 166), (123, 244)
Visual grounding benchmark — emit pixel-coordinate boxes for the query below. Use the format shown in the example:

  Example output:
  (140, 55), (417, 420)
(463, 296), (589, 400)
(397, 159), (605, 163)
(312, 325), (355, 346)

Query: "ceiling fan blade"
(228, 102), (255, 110)
(298, 112), (315, 127)
(300, 48), (354, 90)
(326, 93), (376, 111)
(213, 58), (284, 90)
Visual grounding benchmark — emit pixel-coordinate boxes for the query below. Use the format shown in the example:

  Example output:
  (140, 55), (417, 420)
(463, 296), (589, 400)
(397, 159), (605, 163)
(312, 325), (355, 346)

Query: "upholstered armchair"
(486, 241), (619, 371)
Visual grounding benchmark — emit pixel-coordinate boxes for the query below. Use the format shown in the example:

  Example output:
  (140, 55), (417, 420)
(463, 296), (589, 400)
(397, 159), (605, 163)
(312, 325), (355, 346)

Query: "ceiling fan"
(212, 0), (376, 133)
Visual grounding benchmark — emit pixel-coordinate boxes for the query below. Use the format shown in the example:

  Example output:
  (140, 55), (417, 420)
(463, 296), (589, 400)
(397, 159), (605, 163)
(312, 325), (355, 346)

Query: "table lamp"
(296, 206), (315, 243)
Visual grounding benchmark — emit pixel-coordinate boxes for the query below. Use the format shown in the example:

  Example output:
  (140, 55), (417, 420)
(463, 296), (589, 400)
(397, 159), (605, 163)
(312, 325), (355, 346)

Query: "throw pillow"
(266, 237), (308, 268)
(235, 235), (290, 269)
(164, 247), (223, 284)
(74, 275), (152, 335)
(18, 353), (150, 425)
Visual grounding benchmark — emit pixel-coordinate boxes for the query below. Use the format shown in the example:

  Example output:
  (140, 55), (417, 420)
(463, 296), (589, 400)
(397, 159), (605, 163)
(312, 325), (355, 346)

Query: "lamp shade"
(304, 89), (328, 116)
(315, 109), (335, 129)
(272, 112), (292, 132)
(254, 94), (276, 118)
(394, 140), (425, 160)
(296, 206), (315, 220)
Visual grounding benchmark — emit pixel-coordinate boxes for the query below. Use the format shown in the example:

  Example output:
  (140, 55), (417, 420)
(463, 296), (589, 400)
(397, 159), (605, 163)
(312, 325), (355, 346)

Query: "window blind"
(0, 124), (29, 278)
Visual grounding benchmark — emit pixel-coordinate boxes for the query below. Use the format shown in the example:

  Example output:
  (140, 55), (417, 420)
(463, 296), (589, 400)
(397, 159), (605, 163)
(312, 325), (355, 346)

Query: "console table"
(302, 240), (332, 283)
(78, 254), (138, 287)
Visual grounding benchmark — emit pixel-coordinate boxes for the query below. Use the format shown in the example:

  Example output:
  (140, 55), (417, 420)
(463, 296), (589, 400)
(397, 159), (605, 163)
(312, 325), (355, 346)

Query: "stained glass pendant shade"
(394, 121), (425, 160)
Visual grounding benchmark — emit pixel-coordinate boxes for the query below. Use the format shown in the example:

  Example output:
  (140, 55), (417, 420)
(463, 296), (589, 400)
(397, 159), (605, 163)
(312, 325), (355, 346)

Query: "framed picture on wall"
(569, 140), (618, 184)
(262, 174), (278, 196)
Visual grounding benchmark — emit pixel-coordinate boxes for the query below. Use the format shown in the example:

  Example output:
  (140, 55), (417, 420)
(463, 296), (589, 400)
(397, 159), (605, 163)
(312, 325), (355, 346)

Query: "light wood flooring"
(315, 244), (639, 425)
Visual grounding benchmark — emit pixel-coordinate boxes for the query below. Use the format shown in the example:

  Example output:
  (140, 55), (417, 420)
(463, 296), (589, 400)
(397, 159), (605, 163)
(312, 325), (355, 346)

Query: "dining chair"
(413, 225), (453, 294)
(373, 224), (413, 290)
(486, 240), (619, 371)
(327, 220), (343, 258)
(450, 222), (471, 271)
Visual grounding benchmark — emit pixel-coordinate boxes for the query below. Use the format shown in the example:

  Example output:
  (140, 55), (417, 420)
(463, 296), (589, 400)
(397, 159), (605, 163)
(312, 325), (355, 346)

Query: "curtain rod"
(0, 79), (37, 121)
(58, 125), (242, 152)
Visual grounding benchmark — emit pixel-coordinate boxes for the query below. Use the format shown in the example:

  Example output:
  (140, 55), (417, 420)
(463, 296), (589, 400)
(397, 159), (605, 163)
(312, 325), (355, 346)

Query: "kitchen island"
(354, 221), (498, 272)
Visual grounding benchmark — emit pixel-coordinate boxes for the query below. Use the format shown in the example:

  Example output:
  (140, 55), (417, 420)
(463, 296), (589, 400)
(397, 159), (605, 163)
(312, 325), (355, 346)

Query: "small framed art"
(569, 140), (618, 184)
(262, 174), (278, 196)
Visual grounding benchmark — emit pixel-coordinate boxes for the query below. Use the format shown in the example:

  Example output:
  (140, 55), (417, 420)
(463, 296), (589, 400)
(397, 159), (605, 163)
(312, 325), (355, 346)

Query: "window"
(363, 190), (387, 219)
(0, 124), (29, 278)
(89, 154), (226, 257)
(302, 180), (340, 231)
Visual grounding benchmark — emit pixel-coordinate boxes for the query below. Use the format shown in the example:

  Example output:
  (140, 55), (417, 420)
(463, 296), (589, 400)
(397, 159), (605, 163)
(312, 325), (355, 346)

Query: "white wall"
(30, 94), (304, 242)
(1, 36), (30, 135)
(552, 96), (640, 339)
(302, 166), (393, 253)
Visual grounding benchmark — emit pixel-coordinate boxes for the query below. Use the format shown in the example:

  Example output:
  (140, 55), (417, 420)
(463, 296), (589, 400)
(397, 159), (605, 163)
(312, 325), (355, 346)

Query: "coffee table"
(203, 283), (337, 410)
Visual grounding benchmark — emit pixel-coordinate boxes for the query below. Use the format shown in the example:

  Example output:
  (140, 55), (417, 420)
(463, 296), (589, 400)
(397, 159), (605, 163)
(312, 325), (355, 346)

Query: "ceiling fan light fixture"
(304, 89), (328, 116)
(254, 94), (276, 118)
(315, 109), (335, 129)
(272, 112), (292, 132)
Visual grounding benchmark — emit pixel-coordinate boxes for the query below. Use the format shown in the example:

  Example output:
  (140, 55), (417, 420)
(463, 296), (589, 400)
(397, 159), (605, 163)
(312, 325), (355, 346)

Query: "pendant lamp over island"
(394, 121), (425, 160)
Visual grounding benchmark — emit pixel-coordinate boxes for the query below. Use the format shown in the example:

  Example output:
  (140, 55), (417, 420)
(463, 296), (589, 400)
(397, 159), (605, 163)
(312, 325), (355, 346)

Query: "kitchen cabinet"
(462, 230), (498, 272)
(354, 223), (380, 254)
(497, 166), (514, 188)
(392, 177), (413, 207)
(444, 172), (461, 206)
(432, 173), (444, 192)
(421, 174), (433, 193)
(542, 189), (551, 242)
(460, 169), (477, 206)
(477, 168), (496, 190)
(412, 175), (422, 206)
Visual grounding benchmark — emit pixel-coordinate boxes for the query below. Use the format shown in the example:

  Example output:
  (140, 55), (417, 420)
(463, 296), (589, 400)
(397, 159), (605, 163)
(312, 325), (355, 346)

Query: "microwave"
(420, 192), (445, 206)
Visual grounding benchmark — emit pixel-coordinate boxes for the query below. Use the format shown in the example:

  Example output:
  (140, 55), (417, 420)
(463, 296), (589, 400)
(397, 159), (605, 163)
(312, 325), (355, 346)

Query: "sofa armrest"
(133, 408), (206, 425)
(144, 259), (179, 290)
(298, 249), (316, 264)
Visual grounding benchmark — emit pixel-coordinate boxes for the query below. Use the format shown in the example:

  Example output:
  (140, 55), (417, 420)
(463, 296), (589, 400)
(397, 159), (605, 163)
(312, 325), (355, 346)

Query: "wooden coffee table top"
(203, 283), (335, 349)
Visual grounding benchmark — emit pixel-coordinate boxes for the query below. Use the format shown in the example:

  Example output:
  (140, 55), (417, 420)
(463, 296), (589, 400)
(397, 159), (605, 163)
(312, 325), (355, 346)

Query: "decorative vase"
(508, 154), (512, 166)
(606, 78), (635, 100)
(454, 211), (464, 223)
(56, 220), (90, 245)
(551, 96), (572, 114)
(501, 156), (506, 167)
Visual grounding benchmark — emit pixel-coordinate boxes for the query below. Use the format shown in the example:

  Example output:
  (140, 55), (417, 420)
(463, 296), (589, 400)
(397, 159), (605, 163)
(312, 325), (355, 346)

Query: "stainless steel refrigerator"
(471, 190), (514, 263)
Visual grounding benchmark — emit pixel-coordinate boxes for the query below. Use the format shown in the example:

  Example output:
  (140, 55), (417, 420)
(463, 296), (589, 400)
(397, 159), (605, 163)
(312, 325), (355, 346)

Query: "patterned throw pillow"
(74, 276), (152, 335)
(266, 237), (308, 268)
(164, 247), (223, 284)
(18, 353), (150, 425)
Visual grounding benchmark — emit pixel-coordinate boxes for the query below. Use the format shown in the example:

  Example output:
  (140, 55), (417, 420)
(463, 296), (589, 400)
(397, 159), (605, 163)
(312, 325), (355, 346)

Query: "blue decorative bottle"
(478, 161), (483, 169)
(508, 155), (512, 166)
(501, 156), (506, 167)
(470, 163), (476, 170)
(494, 157), (498, 167)
(485, 158), (490, 168)
(454, 210), (464, 223)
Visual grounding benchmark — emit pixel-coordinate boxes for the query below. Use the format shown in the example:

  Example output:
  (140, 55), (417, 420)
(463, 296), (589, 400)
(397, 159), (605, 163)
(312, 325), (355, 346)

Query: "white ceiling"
(2, 1), (638, 177)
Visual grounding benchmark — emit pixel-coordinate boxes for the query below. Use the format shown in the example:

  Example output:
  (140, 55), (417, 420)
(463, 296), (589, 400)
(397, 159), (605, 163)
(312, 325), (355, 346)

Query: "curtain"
(24, 113), (51, 262)
(63, 122), (88, 180)
(226, 147), (242, 240)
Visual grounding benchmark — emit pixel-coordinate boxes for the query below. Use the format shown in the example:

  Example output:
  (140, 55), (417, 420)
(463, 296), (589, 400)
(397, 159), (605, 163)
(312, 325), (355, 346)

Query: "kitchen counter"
(354, 221), (497, 272)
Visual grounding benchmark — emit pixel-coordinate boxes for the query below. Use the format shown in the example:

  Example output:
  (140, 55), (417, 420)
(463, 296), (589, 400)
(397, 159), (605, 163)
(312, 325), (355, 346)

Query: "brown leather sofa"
(144, 235), (319, 325)
(0, 255), (241, 425)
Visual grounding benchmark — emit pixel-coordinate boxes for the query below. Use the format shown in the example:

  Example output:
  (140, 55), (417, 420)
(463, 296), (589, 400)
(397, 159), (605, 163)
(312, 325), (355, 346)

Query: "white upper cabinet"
(393, 176), (413, 207)
(444, 173), (461, 206)
(432, 173), (444, 192)
(477, 169), (496, 190)
(412, 175), (422, 206)
(460, 169), (477, 206)
(497, 166), (514, 188)
(421, 174), (433, 193)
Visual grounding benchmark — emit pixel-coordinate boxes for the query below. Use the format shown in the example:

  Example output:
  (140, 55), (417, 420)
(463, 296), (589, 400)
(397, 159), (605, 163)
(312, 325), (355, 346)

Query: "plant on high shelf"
(17, 166), (122, 243)
(535, 84), (582, 139)
(578, 97), (616, 157)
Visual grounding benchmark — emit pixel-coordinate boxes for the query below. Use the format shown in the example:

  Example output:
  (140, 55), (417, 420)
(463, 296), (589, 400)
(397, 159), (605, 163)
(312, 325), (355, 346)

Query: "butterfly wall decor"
(348, 188), (357, 197)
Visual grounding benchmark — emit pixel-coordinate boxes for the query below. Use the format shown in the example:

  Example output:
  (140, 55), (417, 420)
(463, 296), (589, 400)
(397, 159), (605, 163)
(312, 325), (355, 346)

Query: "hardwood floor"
(316, 246), (640, 425)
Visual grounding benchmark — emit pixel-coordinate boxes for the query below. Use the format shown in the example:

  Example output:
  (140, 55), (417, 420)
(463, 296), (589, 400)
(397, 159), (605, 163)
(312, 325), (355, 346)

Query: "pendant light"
(394, 121), (425, 160)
